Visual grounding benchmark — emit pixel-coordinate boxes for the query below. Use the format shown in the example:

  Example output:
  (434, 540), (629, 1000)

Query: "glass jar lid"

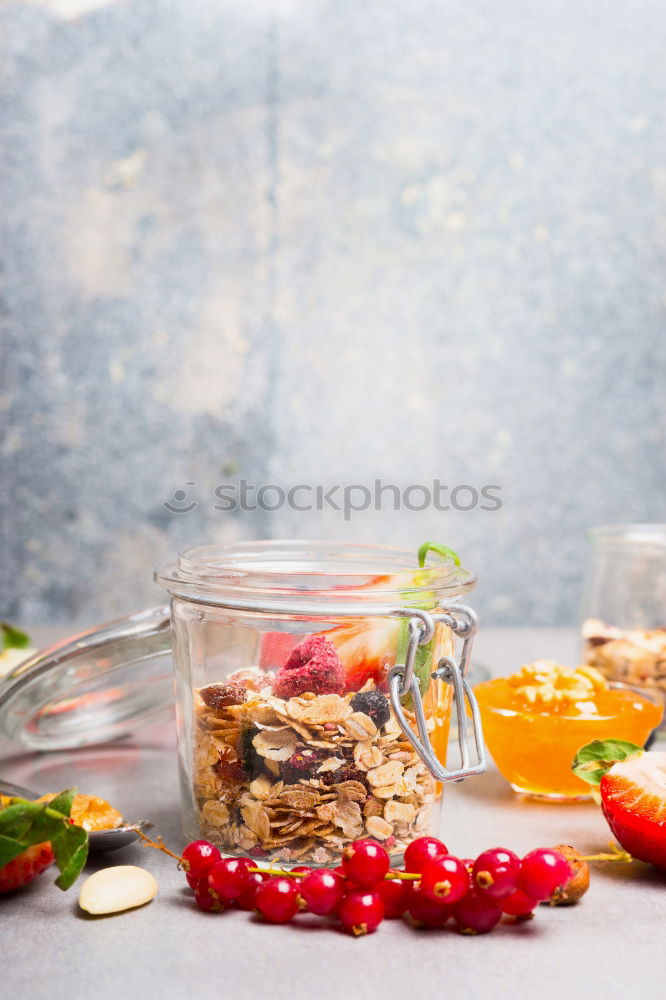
(155, 540), (476, 615)
(0, 606), (173, 750)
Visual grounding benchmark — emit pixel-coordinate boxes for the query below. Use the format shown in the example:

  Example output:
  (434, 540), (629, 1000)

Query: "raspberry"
(272, 635), (345, 699)
(350, 690), (391, 728)
(200, 683), (247, 711)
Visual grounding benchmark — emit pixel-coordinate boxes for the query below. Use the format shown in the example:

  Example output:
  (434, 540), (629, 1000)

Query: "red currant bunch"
(175, 836), (579, 938)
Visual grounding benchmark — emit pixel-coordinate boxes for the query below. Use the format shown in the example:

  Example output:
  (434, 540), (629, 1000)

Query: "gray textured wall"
(1, 0), (665, 628)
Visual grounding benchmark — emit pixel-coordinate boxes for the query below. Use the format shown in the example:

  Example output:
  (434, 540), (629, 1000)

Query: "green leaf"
(45, 789), (75, 818)
(1, 622), (30, 651)
(0, 790), (88, 890)
(417, 541), (461, 568)
(572, 739), (643, 786)
(0, 833), (31, 867)
(52, 824), (88, 890)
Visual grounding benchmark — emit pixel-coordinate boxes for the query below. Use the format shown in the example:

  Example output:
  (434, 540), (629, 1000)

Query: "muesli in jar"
(193, 631), (444, 865)
(582, 619), (666, 698)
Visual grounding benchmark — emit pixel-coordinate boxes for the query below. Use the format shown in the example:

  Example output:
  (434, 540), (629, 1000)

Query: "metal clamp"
(388, 604), (487, 783)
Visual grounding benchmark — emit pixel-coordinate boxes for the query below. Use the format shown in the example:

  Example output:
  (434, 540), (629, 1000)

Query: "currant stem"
(136, 828), (185, 864)
(577, 852), (633, 863)
(247, 866), (421, 882)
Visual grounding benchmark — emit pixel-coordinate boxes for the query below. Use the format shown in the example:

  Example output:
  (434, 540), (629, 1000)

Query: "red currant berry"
(255, 877), (300, 923)
(377, 875), (410, 918)
(208, 857), (254, 901)
(299, 870), (345, 916)
(194, 878), (224, 913)
(236, 871), (268, 911)
(291, 866), (313, 876)
(518, 848), (571, 902)
(452, 888), (502, 935)
(186, 871), (199, 890)
(407, 890), (452, 929)
(419, 855), (470, 903)
(502, 888), (539, 919)
(342, 839), (390, 888)
(182, 840), (222, 879)
(403, 836), (448, 873)
(460, 858), (474, 875)
(473, 847), (521, 900)
(338, 890), (384, 936)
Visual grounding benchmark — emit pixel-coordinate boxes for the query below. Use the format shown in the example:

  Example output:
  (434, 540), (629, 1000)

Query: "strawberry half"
(0, 842), (54, 893)
(0, 788), (89, 892)
(600, 752), (666, 870)
(573, 740), (666, 870)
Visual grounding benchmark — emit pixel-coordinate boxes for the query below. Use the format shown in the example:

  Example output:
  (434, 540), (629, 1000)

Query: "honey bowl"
(473, 660), (664, 800)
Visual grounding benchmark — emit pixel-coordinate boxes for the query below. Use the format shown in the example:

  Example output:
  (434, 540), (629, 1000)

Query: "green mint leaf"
(1, 622), (30, 651)
(572, 739), (643, 785)
(0, 833), (32, 867)
(52, 824), (88, 890)
(417, 542), (461, 568)
(0, 791), (88, 890)
(45, 789), (75, 818)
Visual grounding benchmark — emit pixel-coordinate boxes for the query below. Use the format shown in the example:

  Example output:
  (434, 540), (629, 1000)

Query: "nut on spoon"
(0, 778), (152, 854)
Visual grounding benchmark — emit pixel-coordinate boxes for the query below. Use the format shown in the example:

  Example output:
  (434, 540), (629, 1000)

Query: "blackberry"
(201, 682), (247, 711)
(350, 690), (391, 728)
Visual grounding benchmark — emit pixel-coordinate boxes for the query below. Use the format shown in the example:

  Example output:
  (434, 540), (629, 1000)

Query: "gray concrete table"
(1, 628), (664, 1000)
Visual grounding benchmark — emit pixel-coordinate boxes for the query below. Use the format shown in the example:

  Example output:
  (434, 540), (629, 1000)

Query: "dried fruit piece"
(200, 683), (247, 711)
(350, 691), (391, 727)
(321, 766), (366, 787)
(78, 866), (158, 915)
(272, 635), (345, 699)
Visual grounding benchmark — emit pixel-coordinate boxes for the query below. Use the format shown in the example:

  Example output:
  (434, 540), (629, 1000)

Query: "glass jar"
(0, 540), (486, 866)
(581, 525), (666, 700)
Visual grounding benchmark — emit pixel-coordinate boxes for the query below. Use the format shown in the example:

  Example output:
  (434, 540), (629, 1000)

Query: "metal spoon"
(0, 778), (152, 854)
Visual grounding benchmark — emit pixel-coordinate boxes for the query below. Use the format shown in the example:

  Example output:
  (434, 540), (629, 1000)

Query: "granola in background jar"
(582, 619), (666, 699)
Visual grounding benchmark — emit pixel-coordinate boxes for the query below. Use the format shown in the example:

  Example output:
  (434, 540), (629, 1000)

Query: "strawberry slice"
(325, 618), (401, 691)
(600, 752), (666, 870)
(0, 842), (54, 893)
(573, 740), (666, 870)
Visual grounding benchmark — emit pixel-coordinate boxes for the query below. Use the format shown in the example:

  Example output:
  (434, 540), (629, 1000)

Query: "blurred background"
(1, 0), (665, 628)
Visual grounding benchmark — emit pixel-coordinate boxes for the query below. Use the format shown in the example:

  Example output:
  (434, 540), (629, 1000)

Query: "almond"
(78, 866), (158, 915)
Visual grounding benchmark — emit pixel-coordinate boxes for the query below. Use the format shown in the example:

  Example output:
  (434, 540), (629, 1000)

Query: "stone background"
(1, 0), (665, 627)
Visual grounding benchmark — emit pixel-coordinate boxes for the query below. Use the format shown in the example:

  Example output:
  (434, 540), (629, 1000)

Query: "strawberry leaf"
(572, 739), (643, 785)
(0, 791), (88, 889)
(1, 622), (30, 651)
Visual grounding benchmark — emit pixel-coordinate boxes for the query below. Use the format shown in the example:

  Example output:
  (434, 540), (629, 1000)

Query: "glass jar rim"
(589, 524), (666, 550)
(154, 539), (476, 614)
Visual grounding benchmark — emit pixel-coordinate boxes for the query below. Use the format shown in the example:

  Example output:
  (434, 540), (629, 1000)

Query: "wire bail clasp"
(388, 603), (487, 783)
